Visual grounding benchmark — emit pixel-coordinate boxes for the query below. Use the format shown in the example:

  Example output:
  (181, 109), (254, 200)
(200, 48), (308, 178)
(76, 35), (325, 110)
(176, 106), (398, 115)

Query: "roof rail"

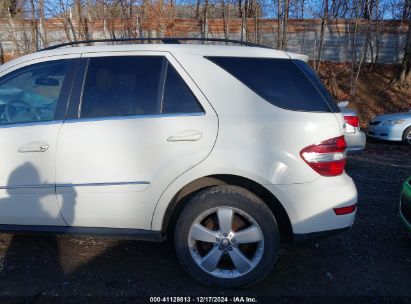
(39, 37), (272, 52)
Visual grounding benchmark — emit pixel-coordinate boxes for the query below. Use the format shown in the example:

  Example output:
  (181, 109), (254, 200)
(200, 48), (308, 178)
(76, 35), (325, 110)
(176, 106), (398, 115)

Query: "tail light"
(344, 115), (359, 127)
(334, 204), (357, 215)
(300, 136), (347, 177)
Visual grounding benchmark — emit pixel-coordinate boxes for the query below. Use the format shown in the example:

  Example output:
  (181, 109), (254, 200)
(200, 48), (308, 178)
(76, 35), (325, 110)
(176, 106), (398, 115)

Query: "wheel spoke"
(234, 225), (263, 244)
(200, 247), (223, 272)
(217, 207), (233, 235)
(190, 223), (219, 243)
(228, 247), (253, 274)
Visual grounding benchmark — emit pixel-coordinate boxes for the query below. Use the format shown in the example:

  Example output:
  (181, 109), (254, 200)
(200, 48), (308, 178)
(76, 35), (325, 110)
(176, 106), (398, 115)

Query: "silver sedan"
(339, 103), (366, 154)
(367, 111), (411, 145)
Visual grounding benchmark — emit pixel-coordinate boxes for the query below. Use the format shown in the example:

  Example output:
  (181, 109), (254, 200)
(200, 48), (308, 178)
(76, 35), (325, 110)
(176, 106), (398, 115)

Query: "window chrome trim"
(0, 120), (63, 129)
(63, 111), (205, 124)
(0, 184), (55, 190)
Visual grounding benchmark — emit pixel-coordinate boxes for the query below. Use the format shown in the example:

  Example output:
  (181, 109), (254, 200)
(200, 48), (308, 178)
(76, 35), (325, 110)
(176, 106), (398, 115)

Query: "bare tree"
(353, 0), (373, 92)
(315, 0), (329, 71)
(253, 0), (259, 42)
(240, 0), (247, 41)
(281, 0), (289, 49)
(0, 41), (4, 64)
(221, 0), (230, 39)
(202, 0), (209, 38)
(348, 0), (363, 97)
(0, 0), (408, 76)
(396, 14), (411, 85)
(38, 0), (48, 47)
(372, 0), (381, 68)
(6, 5), (21, 56)
(403, 0), (411, 20)
(301, 0), (304, 18)
(276, 0), (282, 48)
(28, 0), (37, 50)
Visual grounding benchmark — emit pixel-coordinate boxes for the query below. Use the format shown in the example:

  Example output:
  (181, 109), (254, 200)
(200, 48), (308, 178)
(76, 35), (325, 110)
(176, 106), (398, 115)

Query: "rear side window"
(294, 60), (340, 112)
(162, 63), (203, 114)
(81, 56), (203, 119)
(206, 57), (338, 112)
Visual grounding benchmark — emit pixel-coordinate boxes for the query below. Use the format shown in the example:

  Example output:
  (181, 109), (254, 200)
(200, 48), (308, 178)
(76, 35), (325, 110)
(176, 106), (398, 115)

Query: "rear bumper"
(294, 227), (351, 242)
(264, 173), (357, 236)
(346, 130), (366, 155)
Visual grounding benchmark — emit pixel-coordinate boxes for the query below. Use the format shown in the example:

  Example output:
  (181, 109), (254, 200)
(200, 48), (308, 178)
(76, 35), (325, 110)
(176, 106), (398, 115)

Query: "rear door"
(56, 52), (218, 229)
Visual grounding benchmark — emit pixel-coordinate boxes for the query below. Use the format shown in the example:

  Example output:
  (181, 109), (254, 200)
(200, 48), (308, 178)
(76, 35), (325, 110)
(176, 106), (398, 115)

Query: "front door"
(0, 57), (78, 226)
(56, 52), (218, 229)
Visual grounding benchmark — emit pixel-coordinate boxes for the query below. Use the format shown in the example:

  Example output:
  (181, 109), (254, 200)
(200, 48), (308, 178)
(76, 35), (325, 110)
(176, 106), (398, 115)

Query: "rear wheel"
(403, 126), (411, 146)
(174, 185), (279, 288)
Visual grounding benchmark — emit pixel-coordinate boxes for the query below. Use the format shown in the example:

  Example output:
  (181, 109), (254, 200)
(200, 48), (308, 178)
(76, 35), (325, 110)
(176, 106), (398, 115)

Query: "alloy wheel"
(188, 206), (264, 278)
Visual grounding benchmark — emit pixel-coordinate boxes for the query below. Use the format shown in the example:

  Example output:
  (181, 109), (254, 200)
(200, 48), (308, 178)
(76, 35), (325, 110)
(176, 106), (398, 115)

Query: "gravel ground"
(0, 141), (410, 303)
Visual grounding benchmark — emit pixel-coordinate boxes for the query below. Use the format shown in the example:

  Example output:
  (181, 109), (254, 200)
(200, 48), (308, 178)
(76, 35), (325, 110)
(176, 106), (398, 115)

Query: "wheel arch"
(161, 174), (294, 242)
(402, 125), (411, 144)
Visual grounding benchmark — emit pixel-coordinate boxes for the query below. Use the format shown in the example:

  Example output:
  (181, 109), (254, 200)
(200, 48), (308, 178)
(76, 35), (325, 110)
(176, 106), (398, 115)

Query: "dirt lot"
(0, 141), (410, 303)
(317, 62), (411, 129)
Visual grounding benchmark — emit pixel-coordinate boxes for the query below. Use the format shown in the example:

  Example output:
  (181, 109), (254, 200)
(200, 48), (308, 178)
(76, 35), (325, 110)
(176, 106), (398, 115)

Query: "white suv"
(0, 39), (357, 288)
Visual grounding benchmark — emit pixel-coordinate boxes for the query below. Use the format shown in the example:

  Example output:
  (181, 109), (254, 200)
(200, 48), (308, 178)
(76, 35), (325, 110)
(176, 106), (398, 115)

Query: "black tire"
(174, 185), (279, 288)
(402, 126), (411, 146)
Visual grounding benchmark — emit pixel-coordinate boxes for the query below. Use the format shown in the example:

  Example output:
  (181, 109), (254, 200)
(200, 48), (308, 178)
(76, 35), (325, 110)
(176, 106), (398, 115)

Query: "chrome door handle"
(18, 143), (49, 153)
(167, 130), (203, 142)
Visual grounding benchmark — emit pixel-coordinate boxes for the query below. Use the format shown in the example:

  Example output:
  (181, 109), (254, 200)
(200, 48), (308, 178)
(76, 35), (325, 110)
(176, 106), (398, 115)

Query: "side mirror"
(338, 101), (350, 108)
(34, 76), (59, 87)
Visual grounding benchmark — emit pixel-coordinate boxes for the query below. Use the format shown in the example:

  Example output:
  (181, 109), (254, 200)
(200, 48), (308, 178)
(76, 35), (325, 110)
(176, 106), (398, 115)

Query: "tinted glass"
(162, 63), (203, 114)
(0, 60), (69, 124)
(81, 56), (164, 118)
(206, 57), (334, 112)
(81, 56), (203, 118)
(294, 60), (340, 112)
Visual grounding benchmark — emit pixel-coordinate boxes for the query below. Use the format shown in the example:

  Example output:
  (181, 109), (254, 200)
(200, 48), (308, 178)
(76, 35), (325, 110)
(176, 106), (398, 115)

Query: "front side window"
(0, 60), (69, 125)
(80, 56), (203, 119)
